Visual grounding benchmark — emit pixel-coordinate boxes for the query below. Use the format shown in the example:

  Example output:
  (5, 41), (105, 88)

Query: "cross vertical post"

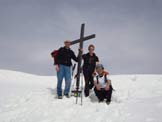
(76, 24), (84, 104)
(70, 23), (95, 105)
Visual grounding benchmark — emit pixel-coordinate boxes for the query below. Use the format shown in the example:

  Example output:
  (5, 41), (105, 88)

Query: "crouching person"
(94, 64), (113, 105)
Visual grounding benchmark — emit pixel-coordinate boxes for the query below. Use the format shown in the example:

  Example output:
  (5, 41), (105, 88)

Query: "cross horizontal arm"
(70, 34), (96, 45)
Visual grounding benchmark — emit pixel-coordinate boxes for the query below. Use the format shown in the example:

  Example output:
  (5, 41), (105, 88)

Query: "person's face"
(96, 68), (103, 75)
(89, 46), (94, 53)
(64, 41), (71, 48)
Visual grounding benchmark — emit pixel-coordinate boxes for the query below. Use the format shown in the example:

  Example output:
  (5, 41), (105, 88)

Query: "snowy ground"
(0, 70), (162, 122)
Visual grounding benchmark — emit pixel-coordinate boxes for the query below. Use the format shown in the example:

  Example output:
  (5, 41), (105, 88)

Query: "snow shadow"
(47, 88), (57, 97)
(89, 91), (98, 103)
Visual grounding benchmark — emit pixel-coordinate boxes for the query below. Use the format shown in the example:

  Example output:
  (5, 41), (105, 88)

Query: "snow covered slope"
(0, 70), (162, 122)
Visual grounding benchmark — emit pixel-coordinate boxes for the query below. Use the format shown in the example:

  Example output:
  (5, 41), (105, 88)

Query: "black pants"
(94, 85), (113, 102)
(83, 71), (94, 97)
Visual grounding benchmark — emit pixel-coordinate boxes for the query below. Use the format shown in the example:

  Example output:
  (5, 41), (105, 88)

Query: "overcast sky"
(0, 0), (162, 75)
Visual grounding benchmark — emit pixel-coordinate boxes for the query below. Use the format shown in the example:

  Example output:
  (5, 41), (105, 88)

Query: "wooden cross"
(70, 23), (95, 104)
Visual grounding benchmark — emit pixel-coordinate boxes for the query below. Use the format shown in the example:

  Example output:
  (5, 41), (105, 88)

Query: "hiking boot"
(64, 94), (70, 98)
(106, 101), (111, 105)
(98, 99), (104, 103)
(58, 95), (63, 99)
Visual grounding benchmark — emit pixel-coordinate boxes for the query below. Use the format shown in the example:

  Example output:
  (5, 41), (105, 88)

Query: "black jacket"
(55, 47), (78, 66)
(82, 53), (99, 73)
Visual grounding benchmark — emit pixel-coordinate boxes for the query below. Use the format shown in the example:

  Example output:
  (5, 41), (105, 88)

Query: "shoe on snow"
(58, 95), (63, 99)
(64, 94), (70, 98)
(98, 99), (104, 103)
(106, 101), (111, 105)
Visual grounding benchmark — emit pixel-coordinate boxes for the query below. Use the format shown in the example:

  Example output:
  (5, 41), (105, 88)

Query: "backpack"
(51, 50), (58, 63)
(96, 74), (108, 84)
(96, 74), (114, 90)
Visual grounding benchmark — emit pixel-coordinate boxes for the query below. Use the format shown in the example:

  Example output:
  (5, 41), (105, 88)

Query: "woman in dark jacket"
(82, 44), (99, 97)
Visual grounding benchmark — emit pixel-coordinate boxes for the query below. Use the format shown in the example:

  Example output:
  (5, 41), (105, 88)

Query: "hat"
(96, 64), (104, 70)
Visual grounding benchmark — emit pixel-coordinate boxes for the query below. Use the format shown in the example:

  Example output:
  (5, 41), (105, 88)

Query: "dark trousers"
(83, 71), (94, 97)
(94, 85), (113, 102)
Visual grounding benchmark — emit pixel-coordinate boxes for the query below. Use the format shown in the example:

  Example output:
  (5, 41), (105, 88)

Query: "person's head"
(96, 64), (104, 75)
(64, 40), (71, 48)
(88, 44), (95, 54)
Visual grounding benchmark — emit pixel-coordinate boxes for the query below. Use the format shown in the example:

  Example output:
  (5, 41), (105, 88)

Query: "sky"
(0, 0), (162, 76)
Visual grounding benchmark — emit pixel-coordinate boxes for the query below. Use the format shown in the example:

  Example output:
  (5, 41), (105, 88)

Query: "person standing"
(82, 44), (99, 97)
(55, 40), (78, 99)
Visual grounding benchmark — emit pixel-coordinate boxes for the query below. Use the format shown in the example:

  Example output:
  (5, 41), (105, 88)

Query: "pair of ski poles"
(70, 64), (84, 105)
